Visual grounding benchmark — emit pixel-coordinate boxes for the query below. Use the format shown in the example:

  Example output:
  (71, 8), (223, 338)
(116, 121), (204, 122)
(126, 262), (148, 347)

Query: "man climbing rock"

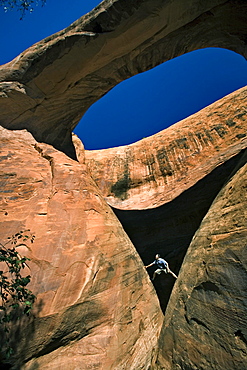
(145, 254), (177, 280)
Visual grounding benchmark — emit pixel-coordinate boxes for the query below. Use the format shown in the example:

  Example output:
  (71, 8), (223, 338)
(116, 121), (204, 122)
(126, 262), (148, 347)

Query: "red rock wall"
(156, 149), (247, 370)
(85, 87), (247, 322)
(0, 0), (246, 368)
(0, 127), (163, 369)
(112, 149), (246, 314)
(85, 86), (247, 210)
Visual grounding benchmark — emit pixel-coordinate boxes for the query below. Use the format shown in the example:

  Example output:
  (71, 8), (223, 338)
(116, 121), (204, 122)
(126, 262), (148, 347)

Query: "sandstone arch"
(0, 0), (246, 158)
(0, 1), (247, 369)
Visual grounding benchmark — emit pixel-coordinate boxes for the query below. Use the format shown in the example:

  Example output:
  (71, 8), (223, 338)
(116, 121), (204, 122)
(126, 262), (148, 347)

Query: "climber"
(145, 254), (177, 280)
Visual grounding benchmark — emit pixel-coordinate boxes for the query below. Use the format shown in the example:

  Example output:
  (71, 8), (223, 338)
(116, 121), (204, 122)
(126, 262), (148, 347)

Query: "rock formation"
(0, 0), (247, 158)
(156, 149), (247, 370)
(0, 126), (162, 369)
(85, 86), (247, 314)
(0, 0), (247, 369)
(85, 87), (247, 210)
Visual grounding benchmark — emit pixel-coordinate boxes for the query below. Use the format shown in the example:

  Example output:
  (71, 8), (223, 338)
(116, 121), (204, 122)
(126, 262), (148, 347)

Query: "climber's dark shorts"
(155, 268), (168, 275)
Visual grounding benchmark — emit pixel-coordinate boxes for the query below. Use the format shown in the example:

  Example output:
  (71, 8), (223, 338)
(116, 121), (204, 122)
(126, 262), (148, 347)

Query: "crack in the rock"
(235, 329), (247, 346)
(33, 144), (56, 200)
(190, 317), (210, 331)
(112, 150), (247, 314)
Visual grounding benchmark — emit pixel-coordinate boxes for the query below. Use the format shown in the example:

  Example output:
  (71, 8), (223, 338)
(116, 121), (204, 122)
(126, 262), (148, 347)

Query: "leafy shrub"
(0, 0), (46, 19)
(0, 230), (36, 360)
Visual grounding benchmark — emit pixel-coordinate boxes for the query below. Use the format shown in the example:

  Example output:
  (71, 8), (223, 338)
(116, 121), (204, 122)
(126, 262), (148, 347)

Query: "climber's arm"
(145, 262), (154, 269)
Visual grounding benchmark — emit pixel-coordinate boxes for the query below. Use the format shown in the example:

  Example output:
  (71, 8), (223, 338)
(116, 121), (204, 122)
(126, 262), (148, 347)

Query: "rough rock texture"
(156, 149), (247, 370)
(0, 0), (247, 369)
(0, 126), (162, 369)
(113, 149), (246, 313)
(85, 86), (247, 315)
(0, 0), (247, 158)
(85, 86), (247, 210)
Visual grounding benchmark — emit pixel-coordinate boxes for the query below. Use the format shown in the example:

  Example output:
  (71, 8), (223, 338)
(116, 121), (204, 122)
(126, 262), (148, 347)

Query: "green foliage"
(0, 230), (36, 360)
(0, 0), (46, 19)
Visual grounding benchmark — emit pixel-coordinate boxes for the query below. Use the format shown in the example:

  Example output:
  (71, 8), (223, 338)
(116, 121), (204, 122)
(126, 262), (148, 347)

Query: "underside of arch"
(0, 0), (246, 158)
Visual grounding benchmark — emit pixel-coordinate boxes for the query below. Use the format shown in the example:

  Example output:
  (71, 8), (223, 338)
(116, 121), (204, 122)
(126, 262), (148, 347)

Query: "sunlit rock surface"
(0, 0), (247, 369)
(85, 86), (247, 210)
(0, 127), (162, 369)
(85, 87), (247, 327)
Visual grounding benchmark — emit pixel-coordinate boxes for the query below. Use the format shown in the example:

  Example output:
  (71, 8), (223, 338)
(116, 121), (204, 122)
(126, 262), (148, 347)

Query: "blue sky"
(1, 0), (247, 150)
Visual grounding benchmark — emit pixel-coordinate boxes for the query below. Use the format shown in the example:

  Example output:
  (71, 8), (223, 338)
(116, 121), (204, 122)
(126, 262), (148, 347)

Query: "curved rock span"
(85, 86), (247, 210)
(0, 0), (246, 369)
(0, 0), (247, 158)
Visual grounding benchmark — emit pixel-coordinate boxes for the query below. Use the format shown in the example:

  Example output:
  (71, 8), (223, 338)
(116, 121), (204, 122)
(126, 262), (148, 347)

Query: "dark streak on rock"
(236, 133), (246, 139)
(156, 148), (174, 177)
(211, 125), (228, 138)
(111, 165), (131, 200)
(194, 281), (221, 294)
(191, 317), (210, 331)
(176, 137), (190, 150)
(226, 119), (237, 127)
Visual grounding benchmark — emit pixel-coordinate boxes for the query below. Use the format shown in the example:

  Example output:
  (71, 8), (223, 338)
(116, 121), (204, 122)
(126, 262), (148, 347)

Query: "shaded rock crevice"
(155, 149), (247, 370)
(112, 149), (246, 313)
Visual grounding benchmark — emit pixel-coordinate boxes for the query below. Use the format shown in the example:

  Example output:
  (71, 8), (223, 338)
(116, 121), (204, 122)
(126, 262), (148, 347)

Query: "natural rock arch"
(0, 0), (246, 158)
(0, 1), (247, 369)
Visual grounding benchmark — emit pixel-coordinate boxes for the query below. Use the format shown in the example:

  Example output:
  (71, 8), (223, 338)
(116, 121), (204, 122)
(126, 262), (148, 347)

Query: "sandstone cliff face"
(85, 86), (247, 316)
(85, 86), (247, 210)
(1, 96), (246, 369)
(112, 149), (246, 314)
(0, 126), (162, 369)
(0, 0), (247, 158)
(0, 0), (247, 369)
(156, 149), (247, 370)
